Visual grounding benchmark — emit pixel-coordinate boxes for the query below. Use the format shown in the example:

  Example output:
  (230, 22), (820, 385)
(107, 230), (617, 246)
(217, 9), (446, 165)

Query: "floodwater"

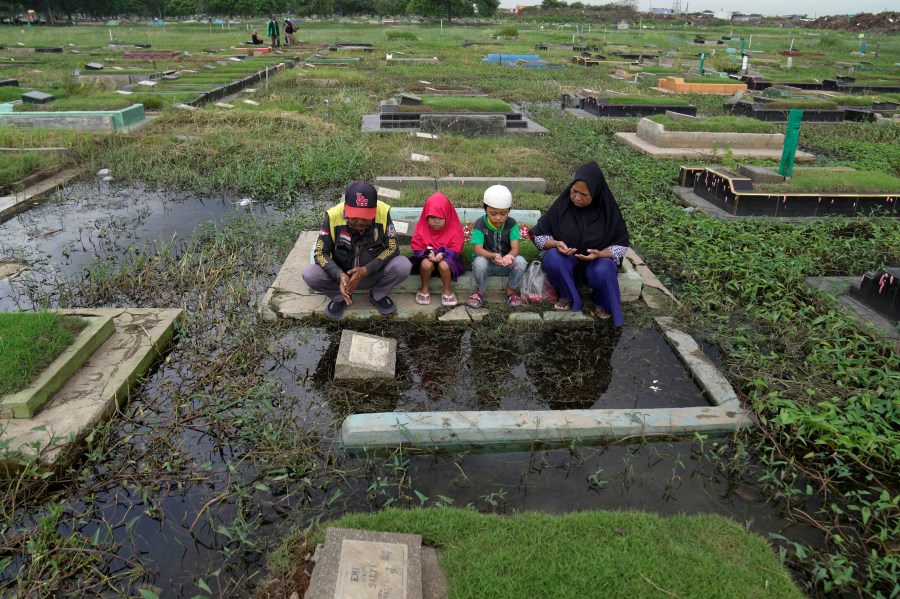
(0, 181), (274, 310)
(0, 185), (824, 596)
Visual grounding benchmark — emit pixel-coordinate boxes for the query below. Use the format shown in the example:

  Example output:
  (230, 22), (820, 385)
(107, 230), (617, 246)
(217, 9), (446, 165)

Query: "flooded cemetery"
(0, 8), (898, 599)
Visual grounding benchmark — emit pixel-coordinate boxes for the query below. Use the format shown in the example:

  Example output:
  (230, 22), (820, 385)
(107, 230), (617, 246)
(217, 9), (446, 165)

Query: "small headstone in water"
(334, 330), (396, 380)
(85, 62), (104, 70)
(235, 198), (252, 206)
(102, 176), (114, 182)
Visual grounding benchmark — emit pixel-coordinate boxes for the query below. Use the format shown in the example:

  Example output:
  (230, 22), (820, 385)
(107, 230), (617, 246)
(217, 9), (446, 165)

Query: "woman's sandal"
(595, 307), (611, 319)
(553, 299), (573, 311)
(441, 293), (458, 307)
(466, 292), (484, 309)
(506, 293), (522, 308)
(415, 291), (431, 305)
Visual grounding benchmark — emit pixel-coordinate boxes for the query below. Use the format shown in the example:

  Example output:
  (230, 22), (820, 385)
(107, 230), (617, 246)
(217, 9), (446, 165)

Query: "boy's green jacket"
(267, 19), (279, 36)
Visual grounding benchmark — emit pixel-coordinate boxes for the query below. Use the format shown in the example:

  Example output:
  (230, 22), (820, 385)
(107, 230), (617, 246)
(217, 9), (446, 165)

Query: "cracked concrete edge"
(625, 249), (679, 307)
(655, 316), (741, 408)
(0, 308), (183, 470)
(0, 169), (80, 224)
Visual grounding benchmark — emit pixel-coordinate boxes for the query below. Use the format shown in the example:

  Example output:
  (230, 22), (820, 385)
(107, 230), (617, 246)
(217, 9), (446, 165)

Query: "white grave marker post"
(786, 56), (793, 69)
(741, 55), (748, 72)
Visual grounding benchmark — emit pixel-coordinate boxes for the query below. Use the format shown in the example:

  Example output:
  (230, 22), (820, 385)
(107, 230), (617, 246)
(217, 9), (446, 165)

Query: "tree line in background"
(0, 0), (499, 21)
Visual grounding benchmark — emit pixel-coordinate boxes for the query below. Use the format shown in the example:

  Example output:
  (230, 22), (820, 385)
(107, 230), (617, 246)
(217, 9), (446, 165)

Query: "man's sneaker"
(369, 293), (397, 315)
(324, 298), (347, 320)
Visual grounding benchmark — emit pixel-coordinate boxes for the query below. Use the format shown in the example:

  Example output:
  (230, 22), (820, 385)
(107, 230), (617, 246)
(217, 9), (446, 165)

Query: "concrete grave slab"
(339, 317), (752, 454)
(22, 91), (55, 104)
(1, 314), (115, 418)
(0, 308), (182, 469)
(334, 330), (397, 380)
(420, 114), (506, 136)
(305, 527), (423, 599)
(438, 306), (471, 323)
(0, 169), (79, 224)
(84, 62), (104, 70)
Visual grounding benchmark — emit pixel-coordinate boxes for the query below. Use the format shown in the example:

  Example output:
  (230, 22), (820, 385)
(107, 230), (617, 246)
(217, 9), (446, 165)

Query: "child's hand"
(435, 252), (444, 262)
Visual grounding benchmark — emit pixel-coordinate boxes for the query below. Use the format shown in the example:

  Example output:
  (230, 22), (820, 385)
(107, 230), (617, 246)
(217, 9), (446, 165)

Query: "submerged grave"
(362, 94), (547, 134)
(562, 91), (697, 118)
(676, 165), (898, 218)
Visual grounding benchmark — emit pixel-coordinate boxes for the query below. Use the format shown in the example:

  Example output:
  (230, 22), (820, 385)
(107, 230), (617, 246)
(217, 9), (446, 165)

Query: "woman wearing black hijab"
(530, 161), (630, 326)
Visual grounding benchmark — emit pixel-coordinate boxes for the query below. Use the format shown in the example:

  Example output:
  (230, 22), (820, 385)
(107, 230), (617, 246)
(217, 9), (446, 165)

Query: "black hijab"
(531, 161), (629, 253)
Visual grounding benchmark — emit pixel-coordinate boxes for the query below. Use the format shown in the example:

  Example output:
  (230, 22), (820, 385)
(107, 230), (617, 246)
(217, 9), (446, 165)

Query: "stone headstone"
(85, 62), (104, 70)
(420, 114), (506, 136)
(306, 527), (422, 599)
(21, 91), (54, 104)
(0, 79), (19, 87)
(334, 330), (397, 380)
(162, 74), (179, 80)
(399, 93), (422, 106)
(406, 152), (430, 163)
(738, 164), (784, 184)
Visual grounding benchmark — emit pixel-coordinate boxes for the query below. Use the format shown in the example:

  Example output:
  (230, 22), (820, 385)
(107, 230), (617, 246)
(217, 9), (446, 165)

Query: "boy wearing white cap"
(466, 185), (528, 308)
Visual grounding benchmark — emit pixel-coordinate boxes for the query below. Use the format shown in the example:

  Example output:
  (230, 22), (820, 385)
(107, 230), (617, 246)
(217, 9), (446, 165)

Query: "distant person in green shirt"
(466, 185), (528, 309)
(267, 16), (280, 47)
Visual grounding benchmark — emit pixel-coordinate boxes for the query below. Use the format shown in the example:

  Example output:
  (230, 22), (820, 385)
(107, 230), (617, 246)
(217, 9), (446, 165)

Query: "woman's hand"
(553, 240), (577, 256)
(575, 248), (603, 261)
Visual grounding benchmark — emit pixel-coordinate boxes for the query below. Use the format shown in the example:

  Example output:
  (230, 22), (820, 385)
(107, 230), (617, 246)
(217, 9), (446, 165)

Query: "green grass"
(0, 152), (45, 189)
(385, 30), (419, 41)
(405, 96), (513, 113)
(0, 312), (87, 396)
(680, 77), (746, 85)
(762, 99), (839, 110)
(648, 114), (781, 133)
(754, 169), (900, 194)
(13, 98), (133, 112)
(835, 95), (899, 107)
(298, 508), (802, 599)
(605, 95), (691, 106)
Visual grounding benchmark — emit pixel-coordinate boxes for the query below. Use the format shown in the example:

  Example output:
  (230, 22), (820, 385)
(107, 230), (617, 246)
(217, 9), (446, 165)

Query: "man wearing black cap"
(302, 182), (412, 320)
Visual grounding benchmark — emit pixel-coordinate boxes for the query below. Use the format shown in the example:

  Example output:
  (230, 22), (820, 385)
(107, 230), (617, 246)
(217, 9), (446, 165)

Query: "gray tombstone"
(85, 62), (104, 70)
(334, 330), (397, 380)
(22, 91), (55, 104)
(399, 93), (423, 106)
(306, 528), (423, 599)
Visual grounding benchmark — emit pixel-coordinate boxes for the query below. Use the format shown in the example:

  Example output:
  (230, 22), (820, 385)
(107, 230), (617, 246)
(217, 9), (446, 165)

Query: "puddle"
(0, 182), (277, 310)
(265, 322), (709, 417)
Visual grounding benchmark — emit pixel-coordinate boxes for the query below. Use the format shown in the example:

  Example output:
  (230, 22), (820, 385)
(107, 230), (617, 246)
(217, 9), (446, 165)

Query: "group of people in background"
(248, 16), (296, 46)
(303, 161), (630, 327)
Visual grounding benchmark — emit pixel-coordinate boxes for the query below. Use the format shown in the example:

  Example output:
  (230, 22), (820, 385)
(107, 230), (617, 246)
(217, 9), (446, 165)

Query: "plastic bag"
(521, 261), (557, 303)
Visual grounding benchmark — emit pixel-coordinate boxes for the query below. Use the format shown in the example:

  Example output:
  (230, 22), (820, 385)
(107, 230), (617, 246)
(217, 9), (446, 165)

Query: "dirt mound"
(798, 12), (898, 33)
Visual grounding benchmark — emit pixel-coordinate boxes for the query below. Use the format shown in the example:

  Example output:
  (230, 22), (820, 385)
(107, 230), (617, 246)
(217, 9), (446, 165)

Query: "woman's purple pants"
(542, 248), (624, 326)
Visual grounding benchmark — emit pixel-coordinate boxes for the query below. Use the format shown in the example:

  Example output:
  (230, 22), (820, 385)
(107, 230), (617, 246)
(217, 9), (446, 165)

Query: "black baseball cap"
(344, 182), (378, 219)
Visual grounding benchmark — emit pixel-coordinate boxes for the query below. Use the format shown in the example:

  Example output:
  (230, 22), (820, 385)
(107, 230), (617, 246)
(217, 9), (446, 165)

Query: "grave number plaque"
(335, 540), (408, 599)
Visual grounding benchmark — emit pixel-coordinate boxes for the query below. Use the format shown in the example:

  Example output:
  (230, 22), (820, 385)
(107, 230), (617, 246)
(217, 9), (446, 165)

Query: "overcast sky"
(497, 0), (896, 17)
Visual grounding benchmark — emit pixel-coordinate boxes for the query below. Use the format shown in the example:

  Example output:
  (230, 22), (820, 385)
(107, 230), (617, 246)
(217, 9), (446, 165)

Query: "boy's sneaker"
(369, 293), (397, 315)
(324, 298), (347, 320)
